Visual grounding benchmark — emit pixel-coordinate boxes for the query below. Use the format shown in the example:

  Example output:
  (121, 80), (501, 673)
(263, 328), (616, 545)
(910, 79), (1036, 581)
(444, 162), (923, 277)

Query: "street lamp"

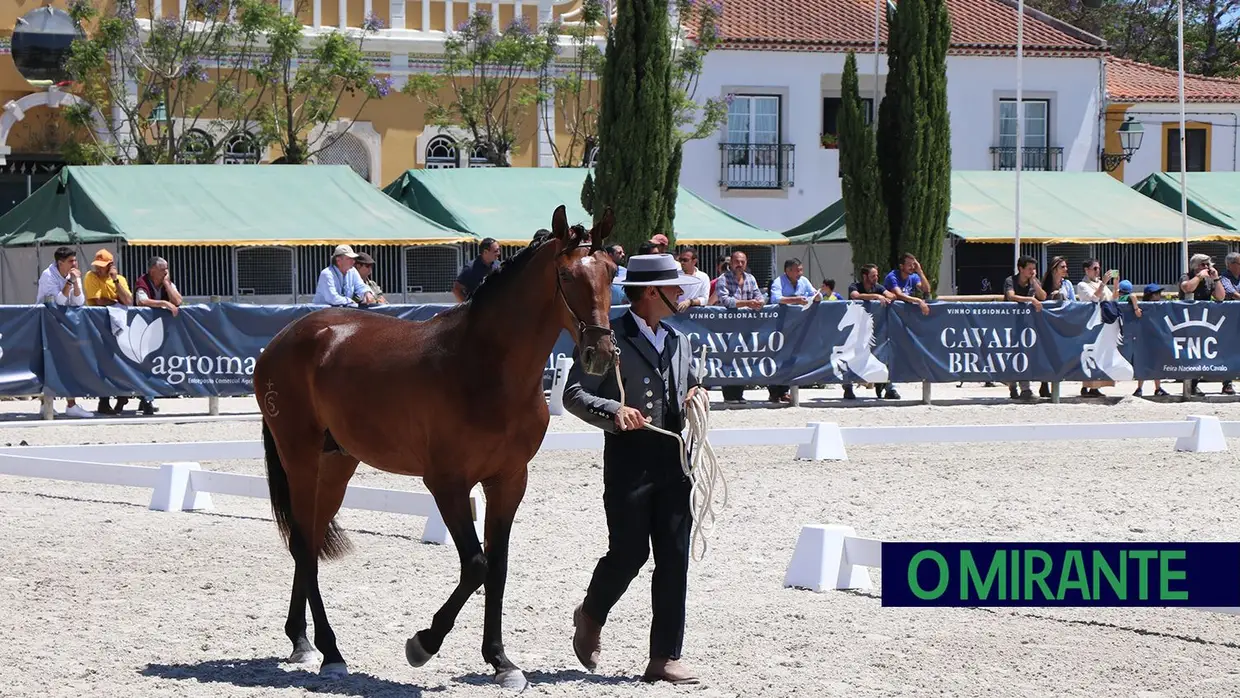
(1100, 116), (1145, 171)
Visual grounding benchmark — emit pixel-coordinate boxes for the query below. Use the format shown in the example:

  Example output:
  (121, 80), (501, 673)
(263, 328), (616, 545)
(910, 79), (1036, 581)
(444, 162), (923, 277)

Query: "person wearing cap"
(352, 251), (386, 305)
(454, 237), (501, 302)
(313, 244), (374, 307)
(1134, 284), (1169, 398)
(648, 234), (669, 254)
(563, 253), (704, 687)
(83, 249), (133, 308)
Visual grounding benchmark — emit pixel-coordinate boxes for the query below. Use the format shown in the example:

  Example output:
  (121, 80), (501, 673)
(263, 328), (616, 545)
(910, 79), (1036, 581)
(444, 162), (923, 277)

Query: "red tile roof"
(1106, 56), (1240, 103)
(712, 0), (1106, 57)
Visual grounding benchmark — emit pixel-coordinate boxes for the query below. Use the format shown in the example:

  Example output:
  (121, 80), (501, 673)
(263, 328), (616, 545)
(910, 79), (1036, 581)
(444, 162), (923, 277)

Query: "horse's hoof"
(405, 634), (433, 668)
(494, 668), (528, 692)
(287, 649), (319, 665)
(319, 662), (349, 678)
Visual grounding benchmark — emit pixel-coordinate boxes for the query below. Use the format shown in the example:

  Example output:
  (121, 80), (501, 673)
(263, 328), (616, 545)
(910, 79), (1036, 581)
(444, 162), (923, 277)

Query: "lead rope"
(613, 346), (727, 561)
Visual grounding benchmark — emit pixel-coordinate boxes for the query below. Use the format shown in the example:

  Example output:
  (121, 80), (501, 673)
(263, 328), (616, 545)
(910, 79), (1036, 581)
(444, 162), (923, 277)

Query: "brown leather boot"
(642, 657), (701, 685)
(571, 604), (601, 671)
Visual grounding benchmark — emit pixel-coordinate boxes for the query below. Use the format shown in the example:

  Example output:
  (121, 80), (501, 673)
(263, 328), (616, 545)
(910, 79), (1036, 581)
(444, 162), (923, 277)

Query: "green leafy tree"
(249, 2), (387, 164)
(590, 0), (676, 253)
(838, 52), (889, 278)
(540, 0), (606, 167)
(404, 10), (555, 167)
(64, 0), (271, 164)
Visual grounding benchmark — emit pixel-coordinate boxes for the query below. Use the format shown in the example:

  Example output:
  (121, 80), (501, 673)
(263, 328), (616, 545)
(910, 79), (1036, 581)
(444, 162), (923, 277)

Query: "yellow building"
(0, 0), (601, 193)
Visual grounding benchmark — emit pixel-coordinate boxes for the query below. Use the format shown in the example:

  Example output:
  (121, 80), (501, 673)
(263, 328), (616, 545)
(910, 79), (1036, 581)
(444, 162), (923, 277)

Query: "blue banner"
(881, 542), (1240, 607)
(9, 299), (1240, 399)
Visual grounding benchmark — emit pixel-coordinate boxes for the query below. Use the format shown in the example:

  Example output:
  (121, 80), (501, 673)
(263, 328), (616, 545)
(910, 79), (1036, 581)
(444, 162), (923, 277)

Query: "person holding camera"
(1179, 253), (1226, 302)
(1076, 259), (1118, 398)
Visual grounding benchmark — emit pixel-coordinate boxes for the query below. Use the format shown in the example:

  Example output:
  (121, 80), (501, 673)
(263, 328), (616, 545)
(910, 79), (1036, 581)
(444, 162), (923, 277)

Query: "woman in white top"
(1075, 258), (1119, 397)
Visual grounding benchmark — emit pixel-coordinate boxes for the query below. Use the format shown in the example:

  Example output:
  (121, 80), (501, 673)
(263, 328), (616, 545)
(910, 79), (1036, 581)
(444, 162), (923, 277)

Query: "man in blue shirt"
(313, 244), (374, 307)
(767, 258), (818, 403)
(454, 237), (502, 302)
(884, 252), (932, 315)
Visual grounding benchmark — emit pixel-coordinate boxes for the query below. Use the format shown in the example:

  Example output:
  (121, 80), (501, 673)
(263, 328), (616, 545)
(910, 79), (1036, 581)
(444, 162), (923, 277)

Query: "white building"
(681, 0), (1108, 235)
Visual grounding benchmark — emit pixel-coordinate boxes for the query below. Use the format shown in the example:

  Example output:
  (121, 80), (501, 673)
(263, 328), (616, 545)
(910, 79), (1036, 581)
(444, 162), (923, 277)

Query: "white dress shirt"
(630, 310), (667, 354)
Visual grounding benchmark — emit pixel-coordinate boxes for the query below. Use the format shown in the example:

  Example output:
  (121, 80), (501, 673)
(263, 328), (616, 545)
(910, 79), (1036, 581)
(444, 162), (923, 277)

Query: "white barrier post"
(1175, 415), (1228, 453)
(548, 356), (573, 416)
(795, 422), (848, 461)
(149, 462), (213, 512)
(784, 524), (872, 592)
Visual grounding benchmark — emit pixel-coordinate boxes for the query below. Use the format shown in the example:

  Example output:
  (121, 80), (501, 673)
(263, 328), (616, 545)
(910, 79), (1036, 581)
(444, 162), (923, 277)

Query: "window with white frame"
(469, 141), (495, 168)
(996, 99), (1054, 169)
(425, 135), (459, 169)
(221, 132), (261, 164)
(177, 129), (215, 163)
(721, 94), (790, 189)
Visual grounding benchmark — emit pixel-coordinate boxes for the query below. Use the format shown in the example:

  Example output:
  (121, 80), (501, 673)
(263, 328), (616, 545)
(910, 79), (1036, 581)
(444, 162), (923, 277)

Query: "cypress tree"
(581, 171), (596, 216)
(917, 0), (952, 292)
(591, 0), (675, 253)
(661, 141), (683, 237)
(839, 51), (889, 279)
(876, 0), (928, 273)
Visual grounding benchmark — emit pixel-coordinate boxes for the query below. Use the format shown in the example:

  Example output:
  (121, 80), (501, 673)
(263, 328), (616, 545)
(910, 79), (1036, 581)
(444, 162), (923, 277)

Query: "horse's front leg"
(481, 467), (530, 690)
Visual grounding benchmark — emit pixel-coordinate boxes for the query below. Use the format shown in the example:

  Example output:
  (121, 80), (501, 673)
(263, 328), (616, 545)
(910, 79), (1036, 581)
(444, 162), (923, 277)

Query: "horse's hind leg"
(300, 452), (359, 676)
(406, 482), (487, 669)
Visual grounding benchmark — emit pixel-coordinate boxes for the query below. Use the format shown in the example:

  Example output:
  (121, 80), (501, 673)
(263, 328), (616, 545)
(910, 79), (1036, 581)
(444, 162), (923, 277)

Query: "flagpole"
(1014, 0), (1024, 271)
(874, 0), (882, 122)
(1177, 0), (1188, 275)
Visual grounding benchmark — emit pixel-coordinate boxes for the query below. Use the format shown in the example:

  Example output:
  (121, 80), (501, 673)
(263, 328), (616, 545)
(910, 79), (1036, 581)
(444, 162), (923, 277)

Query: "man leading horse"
(562, 253), (704, 685)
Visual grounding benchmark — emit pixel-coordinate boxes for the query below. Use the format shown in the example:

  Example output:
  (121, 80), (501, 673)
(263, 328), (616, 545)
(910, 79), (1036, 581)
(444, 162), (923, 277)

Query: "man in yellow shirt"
(83, 249), (133, 307)
(83, 249), (134, 415)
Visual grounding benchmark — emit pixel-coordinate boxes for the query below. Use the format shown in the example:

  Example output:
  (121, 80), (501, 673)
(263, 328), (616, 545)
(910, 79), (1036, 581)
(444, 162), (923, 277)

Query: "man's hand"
(685, 386), (701, 405)
(1199, 268), (1211, 279)
(109, 267), (119, 280)
(69, 268), (81, 280)
(877, 295), (891, 305)
(162, 272), (173, 287)
(677, 299), (691, 312)
(162, 300), (179, 317)
(1135, 306), (1143, 319)
(918, 299), (930, 316)
(914, 260), (924, 276)
(1032, 298), (1043, 312)
(614, 406), (649, 431)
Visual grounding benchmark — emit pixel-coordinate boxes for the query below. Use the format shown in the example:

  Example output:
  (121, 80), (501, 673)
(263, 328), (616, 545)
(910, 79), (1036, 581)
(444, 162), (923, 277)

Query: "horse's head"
(550, 204), (617, 376)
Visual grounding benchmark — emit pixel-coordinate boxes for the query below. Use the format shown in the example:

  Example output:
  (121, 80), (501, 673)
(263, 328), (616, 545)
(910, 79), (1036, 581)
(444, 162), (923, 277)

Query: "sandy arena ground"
(0, 385), (1239, 697)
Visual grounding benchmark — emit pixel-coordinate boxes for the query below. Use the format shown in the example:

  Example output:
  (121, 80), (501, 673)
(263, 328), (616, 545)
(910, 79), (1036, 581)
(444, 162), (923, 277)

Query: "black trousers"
(583, 430), (692, 660)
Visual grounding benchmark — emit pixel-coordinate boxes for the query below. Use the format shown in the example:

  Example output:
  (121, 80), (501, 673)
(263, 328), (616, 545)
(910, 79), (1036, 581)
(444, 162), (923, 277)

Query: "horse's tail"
(263, 419), (352, 561)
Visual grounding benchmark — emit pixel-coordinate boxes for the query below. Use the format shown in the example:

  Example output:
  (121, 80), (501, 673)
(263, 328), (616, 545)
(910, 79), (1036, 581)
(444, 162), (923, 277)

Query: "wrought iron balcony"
(719, 143), (795, 189)
(990, 146), (1064, 172)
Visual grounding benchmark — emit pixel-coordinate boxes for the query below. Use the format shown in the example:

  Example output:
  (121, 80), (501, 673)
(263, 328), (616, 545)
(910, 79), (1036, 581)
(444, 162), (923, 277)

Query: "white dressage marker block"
(149, 462), (213, 512)
(1175, 415), (1228, 453)
(794, 422), (848, 461)
(548, 356), (574, 416)
(784, 524), (873, 592)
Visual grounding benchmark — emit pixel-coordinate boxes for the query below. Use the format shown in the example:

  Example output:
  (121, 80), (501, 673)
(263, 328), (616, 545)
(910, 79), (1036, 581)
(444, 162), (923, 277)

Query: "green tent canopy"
(783, 171), (1236, 245)
(1131, 172), (1240, 231)
(782, 198), (846, 244)
(0, 165), (471, 247)
(383, 167), (786, 245)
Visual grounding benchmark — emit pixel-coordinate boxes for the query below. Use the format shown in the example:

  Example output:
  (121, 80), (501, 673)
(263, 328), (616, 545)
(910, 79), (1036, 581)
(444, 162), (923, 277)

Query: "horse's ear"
(591, 207), (615, 252)
(551, 205), (569, 242)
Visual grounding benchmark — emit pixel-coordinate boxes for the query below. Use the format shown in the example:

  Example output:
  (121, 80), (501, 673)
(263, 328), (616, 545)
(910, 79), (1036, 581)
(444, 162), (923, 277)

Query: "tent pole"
(1177, 0), (1188, 276)
(1014, 0), (1024, 271)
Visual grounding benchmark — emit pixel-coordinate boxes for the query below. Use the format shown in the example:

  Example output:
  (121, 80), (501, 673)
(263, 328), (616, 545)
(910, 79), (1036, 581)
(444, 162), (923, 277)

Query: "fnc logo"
(1166, 307), (1226, 360)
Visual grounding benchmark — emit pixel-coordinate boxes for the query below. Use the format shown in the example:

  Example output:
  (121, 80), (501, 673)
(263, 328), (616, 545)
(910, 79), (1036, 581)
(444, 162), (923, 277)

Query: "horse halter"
(555, 242), (617, 353)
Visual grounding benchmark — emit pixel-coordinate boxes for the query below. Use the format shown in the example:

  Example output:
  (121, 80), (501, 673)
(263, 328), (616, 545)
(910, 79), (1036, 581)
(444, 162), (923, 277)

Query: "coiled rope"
(613, 346), (727, 561)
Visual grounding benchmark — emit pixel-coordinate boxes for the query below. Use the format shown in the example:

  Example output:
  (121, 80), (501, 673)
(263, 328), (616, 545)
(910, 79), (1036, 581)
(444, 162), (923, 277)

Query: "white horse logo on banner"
(830, 303), (889, 383)
(108, 307), (164, 365)
(1080, 304), (1133, 381)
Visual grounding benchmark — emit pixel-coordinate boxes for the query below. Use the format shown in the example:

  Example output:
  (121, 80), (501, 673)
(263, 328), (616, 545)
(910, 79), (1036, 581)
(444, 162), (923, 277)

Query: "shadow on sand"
(454, 667), (638, 688)
(141, 657), (444, 697)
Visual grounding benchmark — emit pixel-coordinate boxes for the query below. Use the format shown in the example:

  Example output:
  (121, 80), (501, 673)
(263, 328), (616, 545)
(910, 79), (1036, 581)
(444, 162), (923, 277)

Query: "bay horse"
(253, 205), (617, 690)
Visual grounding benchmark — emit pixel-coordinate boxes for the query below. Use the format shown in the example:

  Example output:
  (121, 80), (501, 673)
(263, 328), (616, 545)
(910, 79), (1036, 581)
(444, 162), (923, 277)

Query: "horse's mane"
(845, 303), (878, 349)
(468, 226), (586, 308)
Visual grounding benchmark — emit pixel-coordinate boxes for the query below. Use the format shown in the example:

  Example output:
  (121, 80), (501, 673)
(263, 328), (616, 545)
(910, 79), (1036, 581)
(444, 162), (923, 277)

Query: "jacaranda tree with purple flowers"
(248, 1), (387, 164)
(63, 0), (272, 164)
(403, 11), (556, 167)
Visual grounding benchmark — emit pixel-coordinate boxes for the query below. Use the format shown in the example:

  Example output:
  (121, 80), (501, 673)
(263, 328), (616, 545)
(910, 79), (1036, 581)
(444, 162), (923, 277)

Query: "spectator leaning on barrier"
(1004, 255), (1045, 401)
(36, 246), (92, 419)
(84, 249), (135, 415)
(1041, 256), (1076, 302)
(1178, 253), (1227, 397)
(1134, 284), (1170, 398)
(1218, 252), (1240, 395)
(675, 247), (710, 310)
(884, 253), (932, 316)
(314, 244), (373, 307)
(847, 264), (896, 401)
(766, 258), (818, 404)
(454, 237), (501, 302)
(353, 252), (387, 305)
(715, 251), (766, 404)
(606, 244), (627, 281)
(1075, 258), (1118, 398)
(133, 256), (183, 415)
